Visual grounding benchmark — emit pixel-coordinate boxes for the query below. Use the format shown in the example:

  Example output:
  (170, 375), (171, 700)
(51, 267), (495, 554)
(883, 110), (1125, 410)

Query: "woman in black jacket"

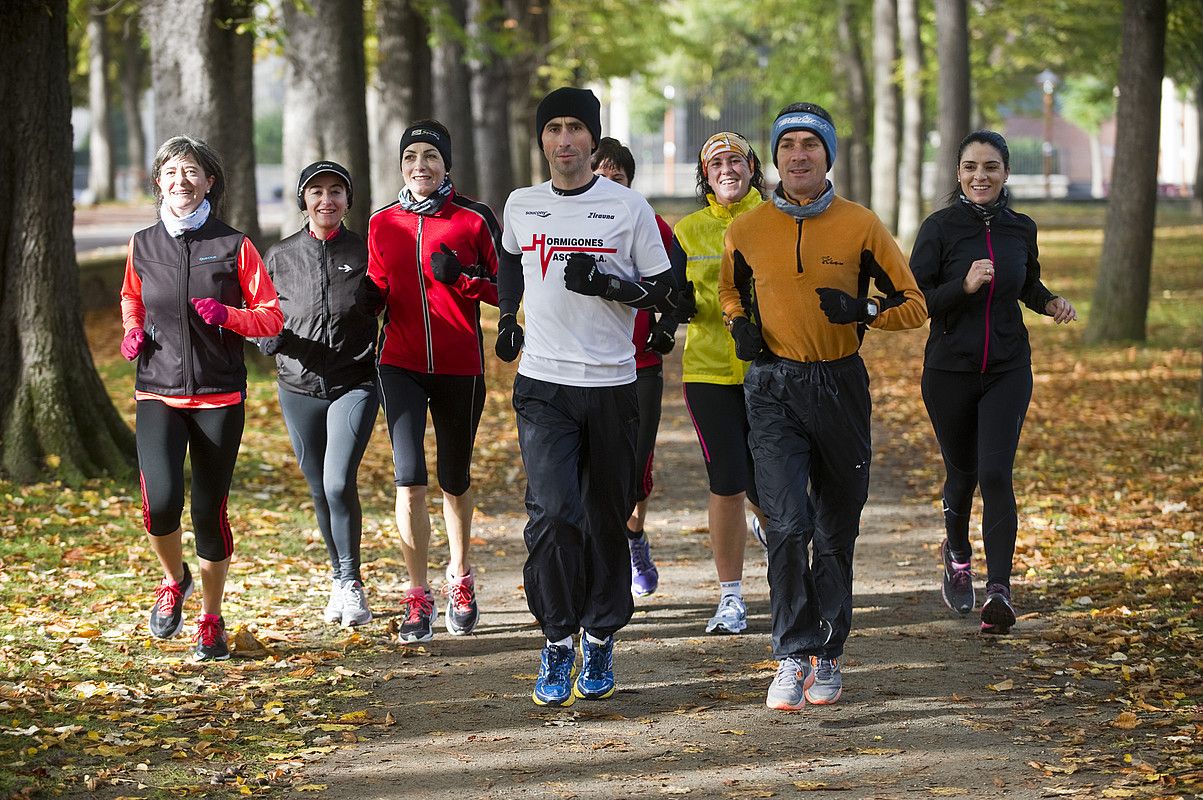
(259, 162), (379, 627)
(910, 130), (1076, 634)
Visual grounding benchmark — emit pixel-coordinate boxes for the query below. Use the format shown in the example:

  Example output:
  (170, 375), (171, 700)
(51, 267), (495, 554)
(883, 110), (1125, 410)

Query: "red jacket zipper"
(981, 221), (996, 373)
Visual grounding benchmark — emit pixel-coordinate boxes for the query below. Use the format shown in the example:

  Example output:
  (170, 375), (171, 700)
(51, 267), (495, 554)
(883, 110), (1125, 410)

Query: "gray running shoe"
(398, 587), (437, 643)
(149, 563), (193, 639)
(443, 568), (479, 636)
(341, 580), (372, 627)
(941, 539), (975, 615)
(705, 594), (748, 635)
(765, 657), (811, 711)
(805, 656), (843, 705)
(323, 579), (343, 624)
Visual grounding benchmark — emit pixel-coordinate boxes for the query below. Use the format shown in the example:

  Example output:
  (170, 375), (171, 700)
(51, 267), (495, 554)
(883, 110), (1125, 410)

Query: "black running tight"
(921, 366), (1033, 588)
(135, 400), (245, 561)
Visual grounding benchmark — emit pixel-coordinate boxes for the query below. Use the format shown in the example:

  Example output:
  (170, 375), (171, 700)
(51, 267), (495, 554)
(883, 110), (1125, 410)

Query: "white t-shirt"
(502, 177), (671, 387)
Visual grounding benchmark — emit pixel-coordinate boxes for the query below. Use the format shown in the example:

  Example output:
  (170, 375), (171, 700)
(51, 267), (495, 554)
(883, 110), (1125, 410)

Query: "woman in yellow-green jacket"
(675, 131), (769, 636)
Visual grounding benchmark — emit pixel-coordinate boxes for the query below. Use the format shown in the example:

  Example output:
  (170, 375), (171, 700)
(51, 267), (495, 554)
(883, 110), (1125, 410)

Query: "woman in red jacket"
(366, 120), (501, 643)
(119, 135), (283, 661)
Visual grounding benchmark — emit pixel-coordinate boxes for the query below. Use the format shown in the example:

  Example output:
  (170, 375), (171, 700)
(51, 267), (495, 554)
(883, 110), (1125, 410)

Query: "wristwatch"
(865, 300), (879, 320)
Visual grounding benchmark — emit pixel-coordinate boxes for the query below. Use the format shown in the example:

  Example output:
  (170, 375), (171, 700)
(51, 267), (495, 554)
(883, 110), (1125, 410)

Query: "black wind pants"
(513, 374), (638, 642)
(745, 354), (872, 660)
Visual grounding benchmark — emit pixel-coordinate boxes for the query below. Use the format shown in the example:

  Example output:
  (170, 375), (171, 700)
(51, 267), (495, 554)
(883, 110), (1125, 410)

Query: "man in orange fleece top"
(718, 102), (926, 712)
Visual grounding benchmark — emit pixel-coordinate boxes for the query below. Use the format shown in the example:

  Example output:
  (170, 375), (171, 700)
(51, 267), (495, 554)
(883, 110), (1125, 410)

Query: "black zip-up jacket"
(262, 225), (377, 399)
(132, 217), (249, 395)
(910, 202), (1056, 373)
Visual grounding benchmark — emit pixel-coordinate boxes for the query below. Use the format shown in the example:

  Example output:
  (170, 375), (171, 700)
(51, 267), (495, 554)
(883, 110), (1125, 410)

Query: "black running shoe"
(980, 584), (1016, 634)
(941, 539), (975, 615)
(397, 587), (436, 643)
(443, 570), (479, 636)
(193, 614), (230, 661)
(149, 563), (193, 639)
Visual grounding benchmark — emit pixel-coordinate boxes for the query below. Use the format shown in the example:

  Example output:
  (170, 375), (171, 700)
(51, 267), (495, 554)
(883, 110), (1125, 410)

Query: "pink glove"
(120, 327), (146, 361)
(191, 297), (229, 326)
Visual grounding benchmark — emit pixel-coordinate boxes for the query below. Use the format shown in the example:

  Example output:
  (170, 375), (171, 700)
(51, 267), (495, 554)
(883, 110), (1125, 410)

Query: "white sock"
(720, 580), (742, 599)
(585, 632), (609, 646)
(547, 636), (572, 649)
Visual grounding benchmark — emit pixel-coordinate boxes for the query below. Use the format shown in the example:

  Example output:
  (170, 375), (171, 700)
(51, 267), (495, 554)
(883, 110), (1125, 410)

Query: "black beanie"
(535, 87), (601, 150)
(296, 160), (353, 210)
(399, 119), (453, 171)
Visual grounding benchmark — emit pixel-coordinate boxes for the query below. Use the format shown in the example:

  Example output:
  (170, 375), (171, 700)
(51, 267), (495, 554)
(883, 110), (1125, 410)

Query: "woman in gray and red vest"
(119, 135), (283, 661)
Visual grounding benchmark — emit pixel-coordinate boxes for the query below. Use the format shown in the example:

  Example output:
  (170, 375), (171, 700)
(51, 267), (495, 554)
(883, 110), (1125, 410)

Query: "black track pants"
(745, 354), (871, 660)
(278, 386), (379, 583)
(921, 365), (1032, 587)
(513, 375), (638, 642)
(633, 364), (664, 503)
(136, 400), (245, 562)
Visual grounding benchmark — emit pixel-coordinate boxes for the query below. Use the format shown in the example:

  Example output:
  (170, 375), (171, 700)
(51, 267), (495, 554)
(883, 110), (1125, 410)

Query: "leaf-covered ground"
(0, 212), (1199, 799)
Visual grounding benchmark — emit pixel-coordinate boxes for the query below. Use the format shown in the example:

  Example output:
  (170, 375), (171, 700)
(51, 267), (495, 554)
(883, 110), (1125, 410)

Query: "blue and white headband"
(770, 112), (838, 170)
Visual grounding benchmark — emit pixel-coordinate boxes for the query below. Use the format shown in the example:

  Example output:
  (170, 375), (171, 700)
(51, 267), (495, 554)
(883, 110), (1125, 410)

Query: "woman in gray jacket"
(260, 161), (379, 627)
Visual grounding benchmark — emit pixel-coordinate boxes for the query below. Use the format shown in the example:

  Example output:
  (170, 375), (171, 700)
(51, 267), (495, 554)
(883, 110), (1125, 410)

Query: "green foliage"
(1060, 74), (1114, 135)
(255, 108), (284, 164)
(541, 0), (682, 86)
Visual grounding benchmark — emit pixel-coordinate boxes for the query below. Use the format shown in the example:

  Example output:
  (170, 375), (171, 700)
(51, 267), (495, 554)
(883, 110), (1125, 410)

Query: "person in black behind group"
(258, 161), (379, 629)
(910, 130), (1077, 635)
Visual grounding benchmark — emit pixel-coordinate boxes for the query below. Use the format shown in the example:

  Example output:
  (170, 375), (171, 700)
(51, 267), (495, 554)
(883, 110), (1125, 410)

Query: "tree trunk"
(143, 0), (260, 244)
(87, 3), (115, 203)
(935, 0), (971, 202)
(1194, 76), (1202, 214)
(468, 0), (515, 214)
(835, 0), (872, 206)
(120, 10), (148, 196)
(1088, 0), (1166, 344)
(431, 0), (479, 197)
(897, 0), (924, 244)
(870, 0), (900, 231)
(280, 0), (371, 236)
(506, 0), (550, 186)
(0, 0), (136, 483)
(1089, 131), (1104, 199)
(370, 0), (431, 210)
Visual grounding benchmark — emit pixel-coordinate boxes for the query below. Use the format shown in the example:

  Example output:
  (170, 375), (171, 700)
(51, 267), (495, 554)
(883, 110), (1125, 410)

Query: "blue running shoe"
(573, 635), (616, 700)
(532, 644), (577, 707)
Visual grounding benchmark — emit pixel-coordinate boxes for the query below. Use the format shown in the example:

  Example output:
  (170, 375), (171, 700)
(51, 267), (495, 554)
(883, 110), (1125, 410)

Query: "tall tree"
(506, 0), (550, 186)
(1088, 0), (1167, 344)
(870, 0), (899, 230)
(118, 7), (148, 194)
(468, 0), (515, 213)
(370, 0), (432, 208)
(896, 0), (924, 243)
(431, 0), (479, 197)
(835, 0), (872, 206)
(86, 0), (115, 202)
(280, 0), (371, 235)
(934, 0), (970, 201)
(0, 0), (135, 482)
(143, 0), (260, 243)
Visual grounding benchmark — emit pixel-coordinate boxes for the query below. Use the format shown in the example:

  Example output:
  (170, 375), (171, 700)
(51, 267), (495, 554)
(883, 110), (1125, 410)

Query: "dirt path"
(303, 350), (1089, 800)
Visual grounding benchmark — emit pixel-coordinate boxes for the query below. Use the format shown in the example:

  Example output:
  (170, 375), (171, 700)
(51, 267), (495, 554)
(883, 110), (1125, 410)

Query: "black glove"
(729, 316), (764, 361)
(495, 314), (524, 362)
(355, 277), (385, 315)
(674, 281), (698, 322)
(563, 252), (610, 296)
(257, 329), (294, 357)
(816, 287), (876, 324)
(646, 319), (676, 355)
(430, 243), (463, 284)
